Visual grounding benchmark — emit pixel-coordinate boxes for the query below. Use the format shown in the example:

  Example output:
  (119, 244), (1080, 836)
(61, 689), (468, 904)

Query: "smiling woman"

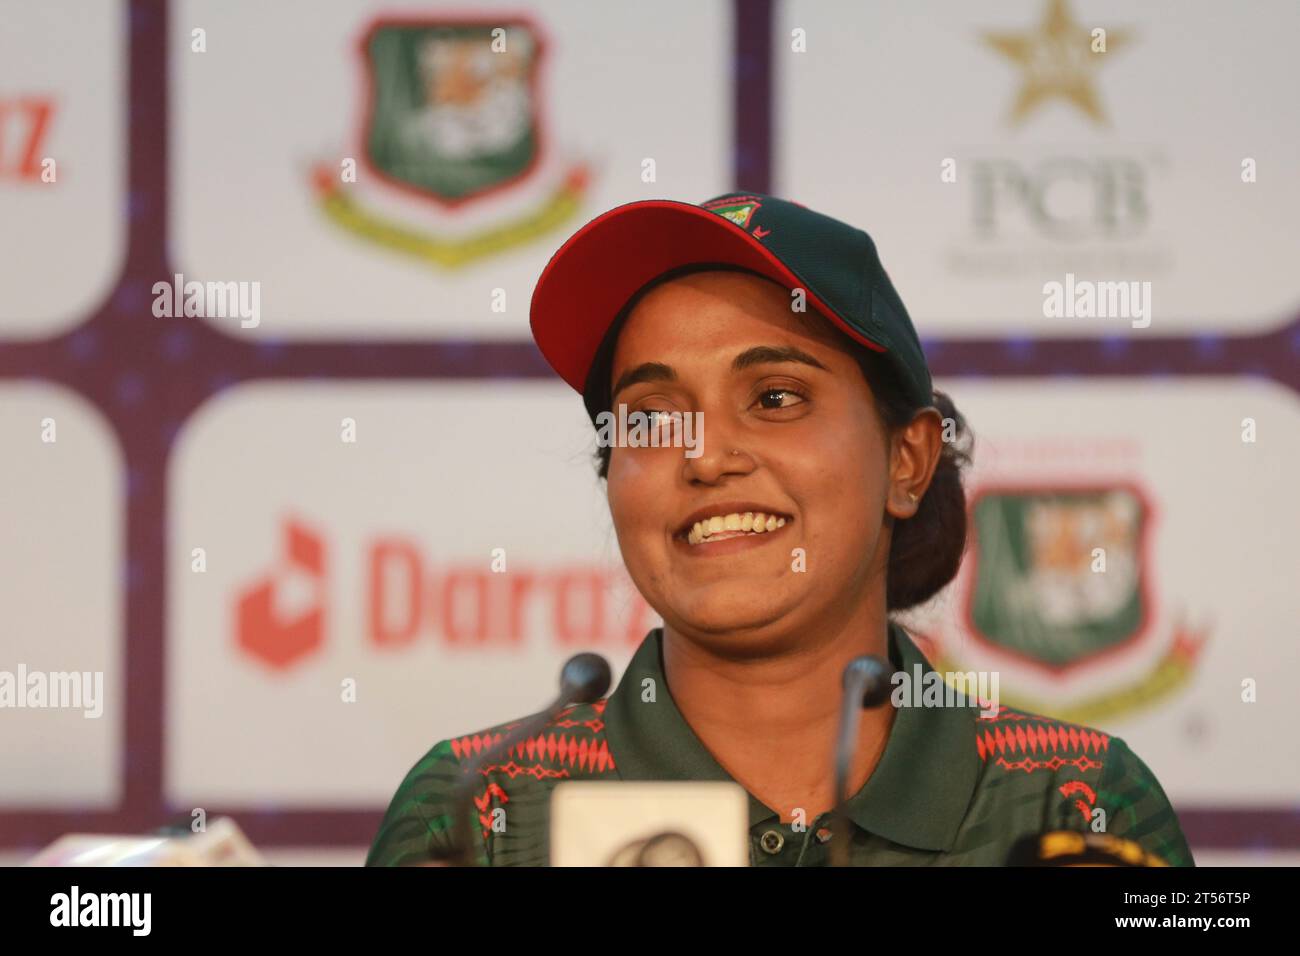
(586, 266), (956, 651)
(367, 192), (1193, 868)
(584, 261), (972, 617)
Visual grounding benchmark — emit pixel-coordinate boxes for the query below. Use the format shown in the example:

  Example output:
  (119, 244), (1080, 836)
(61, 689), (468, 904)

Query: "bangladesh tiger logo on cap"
(701, 194), (763, 230)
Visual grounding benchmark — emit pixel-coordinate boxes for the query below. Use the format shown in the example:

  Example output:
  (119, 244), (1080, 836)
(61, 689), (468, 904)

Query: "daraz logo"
(233, 518), (653, 670)
(235, 519), (327, 670)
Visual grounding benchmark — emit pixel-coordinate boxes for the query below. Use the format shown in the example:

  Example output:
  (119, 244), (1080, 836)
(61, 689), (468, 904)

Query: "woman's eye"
(642, 409), (680, 431)
(755, 388), (806, 410)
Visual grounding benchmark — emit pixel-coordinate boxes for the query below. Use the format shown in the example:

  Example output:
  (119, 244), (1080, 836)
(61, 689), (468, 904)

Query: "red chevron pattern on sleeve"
(449, 699), (618, 779)
(975, 707), (1110, 774)
(447, 699), (620, 844)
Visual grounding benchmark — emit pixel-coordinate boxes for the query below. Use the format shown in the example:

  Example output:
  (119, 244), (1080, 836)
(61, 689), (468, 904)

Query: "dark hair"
(583, 265), (973, 613)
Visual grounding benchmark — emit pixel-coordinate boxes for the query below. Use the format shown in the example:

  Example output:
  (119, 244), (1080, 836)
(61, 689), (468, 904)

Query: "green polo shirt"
(367, 622), (1193, 866)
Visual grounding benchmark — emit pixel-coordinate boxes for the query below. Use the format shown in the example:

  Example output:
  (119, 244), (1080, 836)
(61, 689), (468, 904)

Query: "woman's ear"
(885, 408), (944, 520)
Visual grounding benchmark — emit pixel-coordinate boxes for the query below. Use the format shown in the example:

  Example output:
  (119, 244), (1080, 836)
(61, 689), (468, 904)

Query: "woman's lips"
(672, 516), (794, 557)
(680, 511), (791, 544)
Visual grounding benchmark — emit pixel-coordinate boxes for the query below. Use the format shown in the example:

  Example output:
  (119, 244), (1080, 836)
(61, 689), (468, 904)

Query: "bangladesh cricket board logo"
(931, 483), (1207, 725)
(311, 17), (591, 268)
(362, 18), (540, 204)
(968, 484), (1151, 670)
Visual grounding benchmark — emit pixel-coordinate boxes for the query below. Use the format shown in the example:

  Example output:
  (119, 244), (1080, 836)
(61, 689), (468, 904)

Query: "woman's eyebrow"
(611, 346), (828, 399)
(732, 345), (829, 373)
(611, 362), (675, 400)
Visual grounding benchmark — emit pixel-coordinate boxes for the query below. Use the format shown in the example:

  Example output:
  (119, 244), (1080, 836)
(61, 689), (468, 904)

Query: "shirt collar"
(602, 621), (981, 851)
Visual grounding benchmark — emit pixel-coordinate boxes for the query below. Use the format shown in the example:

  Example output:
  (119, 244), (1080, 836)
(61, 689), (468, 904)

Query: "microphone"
(830, 654), (893, 867)
(556, 652), (613, 708)
(450, 653), (612, 865)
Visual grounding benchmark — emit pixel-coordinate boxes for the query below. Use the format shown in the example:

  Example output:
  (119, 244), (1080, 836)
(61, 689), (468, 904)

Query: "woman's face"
(605, 270), (929, 655)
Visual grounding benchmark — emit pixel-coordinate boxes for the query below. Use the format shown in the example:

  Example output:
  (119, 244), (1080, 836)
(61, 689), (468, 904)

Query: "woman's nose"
(681, 416), (756, 484)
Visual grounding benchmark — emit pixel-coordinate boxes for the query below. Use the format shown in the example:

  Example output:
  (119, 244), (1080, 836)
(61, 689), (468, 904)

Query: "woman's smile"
(675, 508), (794, 556)
(674, 501), (794, 544)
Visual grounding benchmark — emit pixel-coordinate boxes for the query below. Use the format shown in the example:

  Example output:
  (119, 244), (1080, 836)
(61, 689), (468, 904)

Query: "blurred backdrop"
(1, 0), (1297, 865)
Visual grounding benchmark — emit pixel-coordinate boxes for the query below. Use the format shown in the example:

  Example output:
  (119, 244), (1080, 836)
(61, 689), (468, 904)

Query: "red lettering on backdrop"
(502, 572), (535, 645)
(439, 569), (491, 645)
(552, 570), (608, 645)
(359, 535), (658, 649)
(368, 539), (423, 646)
(0, 98), (55, 181)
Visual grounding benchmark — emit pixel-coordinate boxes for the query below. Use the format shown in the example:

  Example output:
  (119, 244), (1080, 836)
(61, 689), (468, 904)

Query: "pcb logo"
(312, 17), (590, 269)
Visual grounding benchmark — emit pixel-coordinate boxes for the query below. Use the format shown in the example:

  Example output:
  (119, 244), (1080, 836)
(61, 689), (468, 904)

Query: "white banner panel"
(0, 383), (124, 806)
(166, 381), (654, 807)
(169, 0), (732, 339)
(900, 377), (1300, 804)
(0, 0), (126, 335)
(777, 0), (1300, 335)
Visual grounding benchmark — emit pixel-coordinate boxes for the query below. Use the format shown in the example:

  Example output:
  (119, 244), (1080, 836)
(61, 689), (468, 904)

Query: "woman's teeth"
(686, 512), (788, 546)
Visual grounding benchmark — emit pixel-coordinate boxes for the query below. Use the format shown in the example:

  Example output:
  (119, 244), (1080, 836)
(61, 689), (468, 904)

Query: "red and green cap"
(529, 191), (933, 410)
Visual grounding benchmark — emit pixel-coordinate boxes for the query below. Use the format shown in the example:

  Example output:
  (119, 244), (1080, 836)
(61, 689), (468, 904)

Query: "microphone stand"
(830, 655), (892, 868)
(449, 653), (611, 866)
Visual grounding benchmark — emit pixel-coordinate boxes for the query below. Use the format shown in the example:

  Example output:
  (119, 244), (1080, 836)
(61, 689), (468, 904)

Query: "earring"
(907, 492), (918, 502)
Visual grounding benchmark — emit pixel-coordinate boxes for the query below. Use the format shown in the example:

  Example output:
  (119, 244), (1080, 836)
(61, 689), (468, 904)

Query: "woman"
(367, 192), (1193, 867)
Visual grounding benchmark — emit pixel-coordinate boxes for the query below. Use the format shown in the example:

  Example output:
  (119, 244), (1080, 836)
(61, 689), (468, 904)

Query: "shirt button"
(815, 827), (833, 844)
(759, 830), (785, 855)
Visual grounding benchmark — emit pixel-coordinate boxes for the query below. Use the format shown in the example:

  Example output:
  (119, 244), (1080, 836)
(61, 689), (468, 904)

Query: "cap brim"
(529, 199), (885, 394)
